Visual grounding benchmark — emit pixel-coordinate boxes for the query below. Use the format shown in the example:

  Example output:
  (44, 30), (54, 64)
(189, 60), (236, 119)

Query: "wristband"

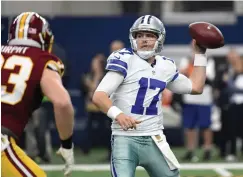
(61, 135), (72, 149)
(194, 54), (207, 66)
(107, 106), (123, 120)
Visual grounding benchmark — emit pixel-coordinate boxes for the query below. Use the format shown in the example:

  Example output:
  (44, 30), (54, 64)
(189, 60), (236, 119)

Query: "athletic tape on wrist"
(107, 106), (123, 120)
(194, 54), (207, 66)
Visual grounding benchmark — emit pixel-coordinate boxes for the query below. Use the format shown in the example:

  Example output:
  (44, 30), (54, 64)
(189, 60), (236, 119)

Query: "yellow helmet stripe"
(48, 36), (54, 53)
(18, 13), (30, 39)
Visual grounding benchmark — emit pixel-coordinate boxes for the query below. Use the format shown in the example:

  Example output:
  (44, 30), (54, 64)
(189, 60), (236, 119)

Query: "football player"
(93, 15), (207, 177)
(1, 12), (74, 177)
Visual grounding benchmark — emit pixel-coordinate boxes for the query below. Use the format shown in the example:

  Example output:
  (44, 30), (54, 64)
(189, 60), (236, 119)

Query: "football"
(189, 22), (224, 49)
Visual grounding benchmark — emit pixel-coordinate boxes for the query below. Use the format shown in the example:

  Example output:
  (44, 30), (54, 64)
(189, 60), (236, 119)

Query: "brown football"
(189, 22), (224, 49)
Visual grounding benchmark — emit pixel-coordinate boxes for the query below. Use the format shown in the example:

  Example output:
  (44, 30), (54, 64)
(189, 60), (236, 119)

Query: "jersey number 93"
(1, 55), (33, 105)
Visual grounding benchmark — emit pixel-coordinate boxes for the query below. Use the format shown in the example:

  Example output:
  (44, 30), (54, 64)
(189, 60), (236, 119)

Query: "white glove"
(56, 146), (74, 177)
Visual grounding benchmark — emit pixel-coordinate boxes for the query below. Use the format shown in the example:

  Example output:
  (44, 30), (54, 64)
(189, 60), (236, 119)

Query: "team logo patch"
(155, 135), (161, 141)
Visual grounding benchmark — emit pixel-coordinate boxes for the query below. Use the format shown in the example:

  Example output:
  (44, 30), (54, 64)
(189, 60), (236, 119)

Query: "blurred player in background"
(93, 15), (208, 177)
(217, 49), (243, 161)
(1, 12), (74, 177)
(81, 53), (107, 155)
(81, 40), (125, 160)
(110, 40), (125, 53)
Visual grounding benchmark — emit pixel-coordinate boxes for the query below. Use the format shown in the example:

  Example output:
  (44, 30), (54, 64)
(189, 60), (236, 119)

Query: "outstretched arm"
(167, 40), (207, 95)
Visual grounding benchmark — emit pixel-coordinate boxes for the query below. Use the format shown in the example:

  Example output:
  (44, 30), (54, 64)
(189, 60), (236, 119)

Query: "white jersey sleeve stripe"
(170, 70), (179, 82)
(108, 59), (128, 69)
(106, 63), (127, 71)
(106, 65), (127, 78)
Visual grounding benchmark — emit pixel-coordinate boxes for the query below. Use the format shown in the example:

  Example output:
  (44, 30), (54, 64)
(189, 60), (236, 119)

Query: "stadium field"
(43, 163), (243, 177)
(40, 147), (243, 176)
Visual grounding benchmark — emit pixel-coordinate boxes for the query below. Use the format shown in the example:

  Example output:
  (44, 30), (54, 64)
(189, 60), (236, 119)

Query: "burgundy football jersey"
(1, 45), (64, 138)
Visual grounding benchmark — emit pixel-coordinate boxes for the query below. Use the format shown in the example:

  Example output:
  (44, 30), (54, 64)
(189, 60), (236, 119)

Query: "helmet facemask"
(40, 21), (54, 53)
(130, 31), (165, 60)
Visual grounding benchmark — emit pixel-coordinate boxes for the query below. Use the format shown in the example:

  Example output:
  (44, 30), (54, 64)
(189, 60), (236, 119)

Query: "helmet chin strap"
(137, 50), (155, 60)
(135, 40), (159, 60)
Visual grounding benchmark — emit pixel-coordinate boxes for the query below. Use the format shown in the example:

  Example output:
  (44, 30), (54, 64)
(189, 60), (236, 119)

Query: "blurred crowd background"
(2, 1), (243, 164)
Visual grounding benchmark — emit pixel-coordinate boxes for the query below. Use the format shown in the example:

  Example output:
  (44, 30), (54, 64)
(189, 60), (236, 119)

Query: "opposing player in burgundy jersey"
(1, 12), (74, 177)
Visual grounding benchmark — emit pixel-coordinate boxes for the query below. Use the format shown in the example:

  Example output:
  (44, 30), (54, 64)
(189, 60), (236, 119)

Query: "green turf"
(42, 147), (243, 177)
(46, 170), (149, 177)
(180, 170), (217, 175)
(228, 170), (243, 176)
(46, 169), (243, 177)
(50, 148), (110, 164)
(48, 146), (242, 164)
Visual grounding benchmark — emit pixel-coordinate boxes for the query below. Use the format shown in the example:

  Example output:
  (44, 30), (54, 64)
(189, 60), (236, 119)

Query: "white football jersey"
(106, 48), (178, 136)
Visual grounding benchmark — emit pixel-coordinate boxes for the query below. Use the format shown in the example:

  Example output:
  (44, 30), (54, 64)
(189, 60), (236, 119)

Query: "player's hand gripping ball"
(189, 22), (224, 49)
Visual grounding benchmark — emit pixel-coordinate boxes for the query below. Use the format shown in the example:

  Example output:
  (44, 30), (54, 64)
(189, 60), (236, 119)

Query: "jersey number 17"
(131, 77), (166, 115)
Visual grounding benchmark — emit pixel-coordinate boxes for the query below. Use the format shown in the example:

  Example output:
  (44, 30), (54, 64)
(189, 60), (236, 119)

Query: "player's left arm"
(167, 39), (207, 95)
(41, 57), (74, 177)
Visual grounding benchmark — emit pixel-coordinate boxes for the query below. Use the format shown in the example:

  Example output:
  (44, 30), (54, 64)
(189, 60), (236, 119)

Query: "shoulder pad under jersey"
(42, 53), (65, 76)
(106, 48), (134, 78)
(157, 55), (179, 82)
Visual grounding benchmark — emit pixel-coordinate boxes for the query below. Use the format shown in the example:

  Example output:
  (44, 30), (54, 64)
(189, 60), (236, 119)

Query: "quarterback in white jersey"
(93, 15), (208, 177)
(104, 48), (179, 136)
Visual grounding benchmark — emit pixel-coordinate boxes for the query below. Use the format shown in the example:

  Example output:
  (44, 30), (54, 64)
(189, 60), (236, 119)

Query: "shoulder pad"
(106, 48), (134, 78)
(159, 56), (179, 82)
(42, 53), (65, 76)
(160, 56), (175, 64)
(108, 48), (134, 61)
